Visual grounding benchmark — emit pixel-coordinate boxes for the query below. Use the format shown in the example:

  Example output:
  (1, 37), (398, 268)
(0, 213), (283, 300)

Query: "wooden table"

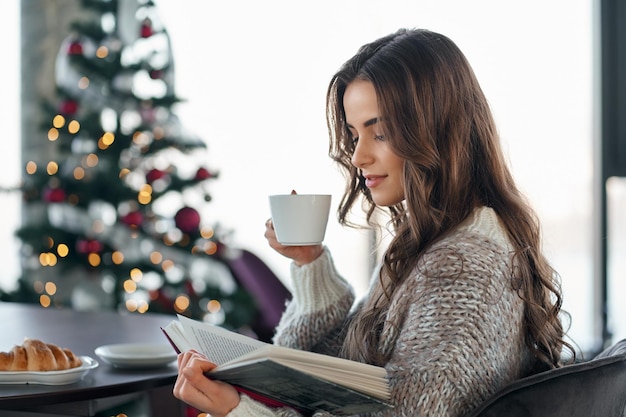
(0, 302), (184, 416)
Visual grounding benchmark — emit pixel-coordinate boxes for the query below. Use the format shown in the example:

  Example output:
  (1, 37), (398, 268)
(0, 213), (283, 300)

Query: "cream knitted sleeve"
(272, 247), (355, 351)
(226, 394), (302, 417)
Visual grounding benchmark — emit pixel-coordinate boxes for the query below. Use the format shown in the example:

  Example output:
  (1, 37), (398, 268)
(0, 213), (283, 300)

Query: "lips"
(364, 175), (385, 188)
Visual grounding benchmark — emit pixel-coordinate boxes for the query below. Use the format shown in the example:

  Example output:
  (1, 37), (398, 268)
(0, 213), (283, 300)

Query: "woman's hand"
(173, 350), (240, 417)
(264, 218), (323, 266)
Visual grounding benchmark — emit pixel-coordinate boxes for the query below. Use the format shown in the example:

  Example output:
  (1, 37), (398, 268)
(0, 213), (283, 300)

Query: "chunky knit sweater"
(226, 207), (536, 417)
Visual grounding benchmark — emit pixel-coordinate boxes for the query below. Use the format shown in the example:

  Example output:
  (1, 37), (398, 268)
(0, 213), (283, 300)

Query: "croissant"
(0, 338), (82, 371)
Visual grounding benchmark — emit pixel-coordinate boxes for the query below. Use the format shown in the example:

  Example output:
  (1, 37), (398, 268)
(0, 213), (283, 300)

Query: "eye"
(374, 134), (385, 141)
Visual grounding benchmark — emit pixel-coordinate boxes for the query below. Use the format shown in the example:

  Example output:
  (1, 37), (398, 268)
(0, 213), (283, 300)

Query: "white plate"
(0, 356), (98, 385)
(94, 343), (177, 369)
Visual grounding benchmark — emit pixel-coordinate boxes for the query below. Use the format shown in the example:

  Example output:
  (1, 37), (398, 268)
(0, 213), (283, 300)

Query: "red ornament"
(43, 187), (66, 203)
(121, 211), (143, 228)
(195, 167), (212, 181)
(76, 239), (103, 254)
(148, 289), (171, 308)
(149, 69), (164, 79)
(146, 168), (167, 183)
(140, 18), (154, 38)
(87, 240), (103, 253)
(59, 99), (78, 116)
(67, 41), (83, 55)
(174, 207), (201, 233)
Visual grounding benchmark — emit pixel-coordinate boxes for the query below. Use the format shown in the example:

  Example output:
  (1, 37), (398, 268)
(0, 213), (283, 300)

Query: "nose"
(351, 138), (373, 169)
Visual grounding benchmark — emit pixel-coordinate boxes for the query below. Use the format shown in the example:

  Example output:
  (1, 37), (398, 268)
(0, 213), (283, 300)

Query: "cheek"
(390, 155), (406, 181)
(388, 156), (406, 202)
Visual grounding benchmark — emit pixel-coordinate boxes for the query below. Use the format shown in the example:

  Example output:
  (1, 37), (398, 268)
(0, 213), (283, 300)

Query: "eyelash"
(350, 134), (385, 146)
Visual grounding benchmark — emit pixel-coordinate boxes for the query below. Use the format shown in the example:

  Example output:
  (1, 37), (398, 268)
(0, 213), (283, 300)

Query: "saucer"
(94, 343), (177, 369)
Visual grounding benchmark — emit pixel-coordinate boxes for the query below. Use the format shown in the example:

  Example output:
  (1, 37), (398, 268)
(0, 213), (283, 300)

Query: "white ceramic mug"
(269, 194), (332, 245)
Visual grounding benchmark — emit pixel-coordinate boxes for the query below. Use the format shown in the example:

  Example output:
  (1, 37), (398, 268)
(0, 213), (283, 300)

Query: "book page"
(162, 321), (193, 353)
(233, 344), (387, 378)
(178, 315), (265, 365)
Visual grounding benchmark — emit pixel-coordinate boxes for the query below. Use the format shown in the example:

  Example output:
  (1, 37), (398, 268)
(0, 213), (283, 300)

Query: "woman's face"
(344, 79), (405, 207)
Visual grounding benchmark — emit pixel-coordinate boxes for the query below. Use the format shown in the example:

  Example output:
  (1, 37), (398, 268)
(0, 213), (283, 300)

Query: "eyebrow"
(346, 117), (380, 129)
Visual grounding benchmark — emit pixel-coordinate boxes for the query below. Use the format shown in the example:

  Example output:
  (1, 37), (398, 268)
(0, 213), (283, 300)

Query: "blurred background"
(0, 0), (624, 357)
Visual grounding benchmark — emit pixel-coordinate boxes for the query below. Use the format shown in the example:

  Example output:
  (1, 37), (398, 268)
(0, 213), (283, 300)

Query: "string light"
(200, 227), (214, 239)
(132, 131), (150, 146)
(25, 161), (37, 174)
(207, 299), (221, 313)
(138, 184), (152, 204)
(95, 45), (108, 59)
(67, 119), (80, 134)
(46, 161), (59, 175)
(48, 127), (60, 141)
(136, 301), (149, 313)
(73, 166), (85, 180)
(57, 244), (69, 257)
(40, 294), (51, 308)
(84, 153), (99, 167)
(78, 76), (89, 89)
(129, 267), (143, 281)
(149, 251), (162, 264)
(53, 114), (66, 128)
(125, 299), (137, 312)
(39, 252), (58, 266)
(45, 282), (57, 295)
(205, 241), (218, 255)
(101, 131), (115, 146)
(87, 253), (101, 267)
(174, 294), (190, 312)
(123, 279), (137, 293)
(161, 259), (174, 272)
(111, 251), (124, 264)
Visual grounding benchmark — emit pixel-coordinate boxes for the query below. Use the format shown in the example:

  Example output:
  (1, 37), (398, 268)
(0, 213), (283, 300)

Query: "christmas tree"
(9, 0), (257, 332)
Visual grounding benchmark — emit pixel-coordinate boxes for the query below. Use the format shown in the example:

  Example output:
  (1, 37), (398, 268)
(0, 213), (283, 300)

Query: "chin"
(371, 194), (404, 207)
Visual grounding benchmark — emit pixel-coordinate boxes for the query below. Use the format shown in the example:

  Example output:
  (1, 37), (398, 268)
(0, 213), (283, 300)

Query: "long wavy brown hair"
(326, 28), (574, 370)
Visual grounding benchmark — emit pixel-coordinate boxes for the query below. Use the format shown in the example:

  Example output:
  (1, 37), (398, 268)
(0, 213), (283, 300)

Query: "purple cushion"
(225, 249), (292, 342)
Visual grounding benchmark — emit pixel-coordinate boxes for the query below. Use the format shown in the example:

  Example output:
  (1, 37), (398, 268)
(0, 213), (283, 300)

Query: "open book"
(162, 314), (392, 415)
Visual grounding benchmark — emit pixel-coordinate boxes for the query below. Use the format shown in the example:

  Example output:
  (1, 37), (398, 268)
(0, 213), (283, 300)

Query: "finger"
(265, 218), (274, 230)
(188, 349), (208, 359)
(187, 355), (218, 373)
(173, 375), (209, 409)
(177, 351), (212, 374)
(177, 351), (193, 369)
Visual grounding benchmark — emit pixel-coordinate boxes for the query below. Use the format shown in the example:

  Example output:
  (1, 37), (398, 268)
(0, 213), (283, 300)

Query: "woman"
(173, 28), (575, 417)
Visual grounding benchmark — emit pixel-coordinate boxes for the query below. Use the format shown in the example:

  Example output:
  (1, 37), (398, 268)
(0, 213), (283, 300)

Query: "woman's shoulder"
(418, 207), (514, 280)
(449, 206), (513, 251)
